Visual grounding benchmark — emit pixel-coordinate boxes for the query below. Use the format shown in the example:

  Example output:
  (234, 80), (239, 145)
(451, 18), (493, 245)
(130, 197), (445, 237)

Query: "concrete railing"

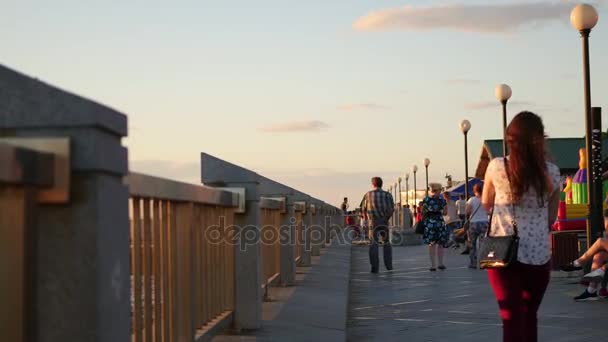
(126, 172), (239, 342)
(259, 198), (283, 290)
(0, 142), (56, 342)
(0, 64), (343, 342)
(200, 152), (344, 330)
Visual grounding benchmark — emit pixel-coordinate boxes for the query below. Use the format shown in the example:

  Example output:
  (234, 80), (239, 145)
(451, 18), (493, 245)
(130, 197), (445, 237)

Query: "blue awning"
(444, 178), (484, 200)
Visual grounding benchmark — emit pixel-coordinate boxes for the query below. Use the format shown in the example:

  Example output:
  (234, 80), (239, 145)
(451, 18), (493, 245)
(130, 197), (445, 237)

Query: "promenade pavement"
(213, 239), (352, 342)
(348, 244), (607, 341)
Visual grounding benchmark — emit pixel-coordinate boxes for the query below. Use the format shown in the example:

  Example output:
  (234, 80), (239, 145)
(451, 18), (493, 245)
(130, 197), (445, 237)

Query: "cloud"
(337, 103), (388, 111)
(258, 120), (329, 133)
(353, 2), (574, 33)
(445, 78), (482, 85)
(464, 100), (534, 110)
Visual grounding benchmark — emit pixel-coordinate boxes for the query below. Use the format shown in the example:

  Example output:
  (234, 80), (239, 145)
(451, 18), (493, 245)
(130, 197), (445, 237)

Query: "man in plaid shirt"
(361, 177), (394, 273)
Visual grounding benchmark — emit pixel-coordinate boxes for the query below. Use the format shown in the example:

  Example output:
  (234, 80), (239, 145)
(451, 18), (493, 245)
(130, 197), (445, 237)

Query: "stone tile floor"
(348, 244), (608, 341)
(212, 254), (323, 341)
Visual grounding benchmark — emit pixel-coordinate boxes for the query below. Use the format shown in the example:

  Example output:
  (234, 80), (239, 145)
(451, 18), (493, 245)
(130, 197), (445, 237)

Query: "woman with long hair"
(481, 111), (561, 342)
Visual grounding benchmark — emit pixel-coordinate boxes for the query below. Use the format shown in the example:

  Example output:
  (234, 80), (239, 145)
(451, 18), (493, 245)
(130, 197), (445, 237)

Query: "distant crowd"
(341, 183), (488, 271)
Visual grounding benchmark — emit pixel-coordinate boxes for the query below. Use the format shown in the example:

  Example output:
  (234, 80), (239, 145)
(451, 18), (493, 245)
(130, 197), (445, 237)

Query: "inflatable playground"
(553, 149), (608, 231)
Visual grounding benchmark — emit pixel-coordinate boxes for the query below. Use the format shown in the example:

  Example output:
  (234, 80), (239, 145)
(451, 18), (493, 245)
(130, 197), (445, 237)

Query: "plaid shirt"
(361, 188), (394, 221)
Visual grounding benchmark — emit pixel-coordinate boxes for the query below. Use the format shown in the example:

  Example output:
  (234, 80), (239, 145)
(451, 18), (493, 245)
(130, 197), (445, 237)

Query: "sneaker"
(574, 289), (598, 301)
(583, 268), (606, 281)
(560, 262), (583, 272)
(438, 265), (446, 270)
(599, 288), (608, 299)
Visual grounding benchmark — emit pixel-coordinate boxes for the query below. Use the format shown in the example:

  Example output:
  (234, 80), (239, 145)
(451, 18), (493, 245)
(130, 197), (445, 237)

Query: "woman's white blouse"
(486, 158), (561, 265)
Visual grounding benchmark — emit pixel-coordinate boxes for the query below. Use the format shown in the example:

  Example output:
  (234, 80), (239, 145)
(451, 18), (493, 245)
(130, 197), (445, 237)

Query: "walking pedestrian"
(341, 197), (350, 226)
(416, 201), (423, 223)
(341, 197), (349, 213)
(361, 177), (394, 273)
(443, 191), (460, 240)
(456, 194), (467, 222)
(422, 183), (449, 271)
(402, 204), (413, 230)
(481, 111), (560, 342)
(466, 184), (489, 268)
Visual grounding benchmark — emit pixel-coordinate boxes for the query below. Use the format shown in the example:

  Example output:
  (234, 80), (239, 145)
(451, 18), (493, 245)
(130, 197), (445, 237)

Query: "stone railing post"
(319, 206), (327, 249)
(233, 188), (262, 330)
(0, 66), (130, 342)
(310, 203), (321, 257)
(279, 200), (296, 286)
(200, 153), (262, 330)
(299, 201), (312, 267)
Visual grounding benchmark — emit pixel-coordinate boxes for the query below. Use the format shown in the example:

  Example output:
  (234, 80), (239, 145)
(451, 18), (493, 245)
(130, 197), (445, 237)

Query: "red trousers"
(487, 261), (551, 342)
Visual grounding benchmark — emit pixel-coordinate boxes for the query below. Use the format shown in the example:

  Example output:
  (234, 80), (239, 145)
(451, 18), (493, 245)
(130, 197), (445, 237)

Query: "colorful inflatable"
(553, 148), (608, 231)
(571, 149), (588, 205)
(553, 201), (587, 231)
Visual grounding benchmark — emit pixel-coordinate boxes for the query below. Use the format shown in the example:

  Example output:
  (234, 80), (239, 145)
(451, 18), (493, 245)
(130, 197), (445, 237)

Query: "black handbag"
(478, 158), (520, 270)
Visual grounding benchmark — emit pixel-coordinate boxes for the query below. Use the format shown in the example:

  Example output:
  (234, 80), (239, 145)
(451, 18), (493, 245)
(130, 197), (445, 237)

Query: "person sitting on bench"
(561, 209), (608, 301)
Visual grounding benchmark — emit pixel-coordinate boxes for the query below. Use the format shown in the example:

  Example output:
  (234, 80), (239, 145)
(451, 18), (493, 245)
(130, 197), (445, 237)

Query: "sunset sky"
(3, 0), (608, 205)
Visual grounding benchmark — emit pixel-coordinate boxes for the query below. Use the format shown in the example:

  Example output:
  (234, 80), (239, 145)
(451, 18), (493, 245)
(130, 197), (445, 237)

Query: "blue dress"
(422, 196), (449, 247)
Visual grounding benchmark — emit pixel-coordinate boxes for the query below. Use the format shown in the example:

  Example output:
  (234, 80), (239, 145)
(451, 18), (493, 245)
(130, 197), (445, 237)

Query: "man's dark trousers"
(369, 217), (392, 272)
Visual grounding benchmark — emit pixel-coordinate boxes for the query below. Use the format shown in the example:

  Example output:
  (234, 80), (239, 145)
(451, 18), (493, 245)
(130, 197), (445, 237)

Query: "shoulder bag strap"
(469, 201), (482, 219)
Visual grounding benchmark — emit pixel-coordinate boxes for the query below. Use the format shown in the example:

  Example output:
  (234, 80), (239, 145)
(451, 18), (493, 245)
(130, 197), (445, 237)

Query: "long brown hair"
(506, 111), (553, 206)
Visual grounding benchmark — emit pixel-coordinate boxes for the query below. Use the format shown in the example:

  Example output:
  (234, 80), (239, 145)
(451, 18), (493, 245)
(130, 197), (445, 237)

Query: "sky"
(2, 0), (608, 206)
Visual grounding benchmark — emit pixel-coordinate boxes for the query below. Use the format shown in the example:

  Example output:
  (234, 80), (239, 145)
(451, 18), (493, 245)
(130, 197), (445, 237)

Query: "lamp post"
(405, 173), (410, 206)
(397, 177), (401, 226)
(571, 3), (601, 248)
(424, 158), (431, 196)
(460, 120), (472, 200)
(394, 182), (398, 202)
(398, 177), (402, 202)
(393, 179), (401, 226)
(412, 165), (418, 205)
(495, 84), (512, 157)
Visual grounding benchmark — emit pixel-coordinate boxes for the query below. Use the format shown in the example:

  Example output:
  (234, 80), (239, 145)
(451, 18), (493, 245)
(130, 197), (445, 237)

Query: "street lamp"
(495, 83), (512, 157)
(460, 119), (471, 200)
(396, 179), (400, 227)
(424, 158), (431, 196)
(395, 182), (398, 202)
(412, 165), (418, 205)
(571, 3), (601, 248)
(398, 177), (402, 200)
(405, 173), (410, 206)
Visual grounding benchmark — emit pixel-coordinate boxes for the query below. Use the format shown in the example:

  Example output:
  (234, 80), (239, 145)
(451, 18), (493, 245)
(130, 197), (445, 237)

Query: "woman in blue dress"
(422, 183), (449, 271)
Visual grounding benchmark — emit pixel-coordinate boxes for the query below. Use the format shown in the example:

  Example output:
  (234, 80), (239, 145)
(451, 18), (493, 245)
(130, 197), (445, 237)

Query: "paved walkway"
(213, 239), (352, 341)
(348, 244), (606, 341)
